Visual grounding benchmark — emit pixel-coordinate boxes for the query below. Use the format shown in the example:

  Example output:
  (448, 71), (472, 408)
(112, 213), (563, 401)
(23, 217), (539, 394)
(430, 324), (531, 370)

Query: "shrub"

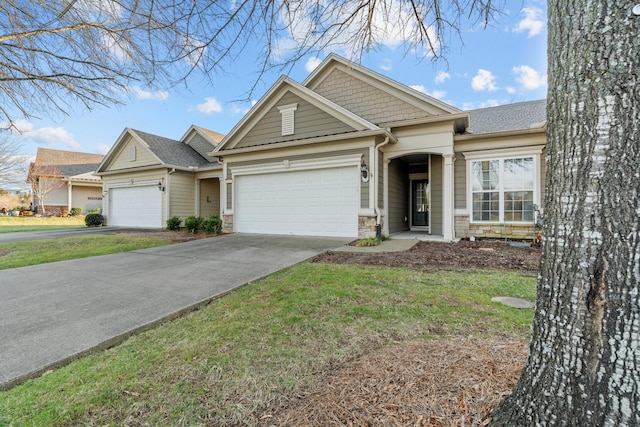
(166, 216), (182, 231)
(184, 216), (203, 233)
(85, 213), (104, 227)
(87, 208), (101, 214)
(70, 207), (82, 216)
(354, 237), (381, 247)
(202, 215), (222, 234)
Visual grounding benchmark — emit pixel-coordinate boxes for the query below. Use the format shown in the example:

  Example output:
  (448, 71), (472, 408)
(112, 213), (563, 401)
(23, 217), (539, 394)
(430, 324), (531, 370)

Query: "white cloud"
(95, 144), (111, 154)
(230, 100), (257, 116)
(9, 120), (80, 150)
(513, 7), (545, 38)
(471, 69), (498, 91)
(305, 56), (323, 72)
(435, 71), (450, 84)
(512, 65), (547, 90)
(279, 0), (441, 59)
(462, 99), (501, 110)
(506, 86), (517, 94)
(129, 86), (169, 101)
(380, 59), (393, 72)
(410, 85), (446, 100)
(196, 97), (223, 114)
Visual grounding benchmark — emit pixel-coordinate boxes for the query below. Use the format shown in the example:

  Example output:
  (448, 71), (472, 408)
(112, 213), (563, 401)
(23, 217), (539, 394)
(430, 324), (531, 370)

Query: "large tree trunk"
(491, 1), (640, 425)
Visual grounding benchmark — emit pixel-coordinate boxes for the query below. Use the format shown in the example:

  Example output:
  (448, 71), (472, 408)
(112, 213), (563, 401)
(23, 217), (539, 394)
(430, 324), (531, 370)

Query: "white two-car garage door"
(109, 186), (162, 227)
(236, 167), (358, 237)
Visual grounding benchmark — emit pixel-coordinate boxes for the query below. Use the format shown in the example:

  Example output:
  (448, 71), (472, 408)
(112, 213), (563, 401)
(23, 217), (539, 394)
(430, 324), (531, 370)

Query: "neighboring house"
(98, 54), (546, 240)
(28, 148), (105, 216)
(95, 126), (223, 227)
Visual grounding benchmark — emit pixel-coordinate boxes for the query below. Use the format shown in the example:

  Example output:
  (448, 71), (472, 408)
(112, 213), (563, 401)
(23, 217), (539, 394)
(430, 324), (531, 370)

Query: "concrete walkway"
(0, 233), (349, 390)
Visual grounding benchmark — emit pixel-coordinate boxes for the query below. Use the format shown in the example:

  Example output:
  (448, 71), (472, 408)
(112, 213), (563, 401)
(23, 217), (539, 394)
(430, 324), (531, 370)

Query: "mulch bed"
(312, 240), (540, 274)
(260, 338), (528, 427)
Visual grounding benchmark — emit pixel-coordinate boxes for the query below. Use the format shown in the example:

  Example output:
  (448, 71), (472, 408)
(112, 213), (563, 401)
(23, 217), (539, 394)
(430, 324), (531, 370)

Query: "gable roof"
(304, 54), (461, 118)
(466, 100), (546, 134)
(214, 76), (380, 152)
(97, 128), (221, 173)
(33, 148), (104, 178)
(130, 129), (216, 168)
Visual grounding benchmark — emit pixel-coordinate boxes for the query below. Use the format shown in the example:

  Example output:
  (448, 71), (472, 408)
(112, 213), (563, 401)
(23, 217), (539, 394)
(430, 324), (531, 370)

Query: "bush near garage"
(84, 213), (104, 227)
(184, 216), (203, 233)
(201, 215), (222, 234)
(166, 216), (182, 231)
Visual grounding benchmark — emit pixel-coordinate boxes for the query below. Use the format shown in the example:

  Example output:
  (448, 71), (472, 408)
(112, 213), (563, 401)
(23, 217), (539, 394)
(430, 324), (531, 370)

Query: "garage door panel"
(236, 167), (358, 237)
(110, 186), (162, 227)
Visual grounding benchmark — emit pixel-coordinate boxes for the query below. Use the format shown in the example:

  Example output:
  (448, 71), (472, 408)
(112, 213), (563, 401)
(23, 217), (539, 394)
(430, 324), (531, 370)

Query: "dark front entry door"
(411, 179), (429, 227)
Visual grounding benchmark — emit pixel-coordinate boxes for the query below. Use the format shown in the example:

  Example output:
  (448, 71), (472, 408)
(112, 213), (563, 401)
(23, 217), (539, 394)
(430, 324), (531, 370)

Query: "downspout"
(374, 134), (391, 238)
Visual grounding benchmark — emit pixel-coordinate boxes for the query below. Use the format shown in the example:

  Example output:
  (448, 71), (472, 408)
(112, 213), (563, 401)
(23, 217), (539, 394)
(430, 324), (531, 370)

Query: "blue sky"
(9, 1), (547, 160)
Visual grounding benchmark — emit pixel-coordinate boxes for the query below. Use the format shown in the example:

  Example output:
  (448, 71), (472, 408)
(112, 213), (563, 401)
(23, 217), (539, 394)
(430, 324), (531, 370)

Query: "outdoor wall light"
(158, 181), (165, 192)
(360, 159), (369, 181)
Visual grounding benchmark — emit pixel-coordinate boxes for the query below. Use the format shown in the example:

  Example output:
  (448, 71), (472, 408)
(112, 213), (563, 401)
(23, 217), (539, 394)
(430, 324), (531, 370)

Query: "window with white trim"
(277, 103), (298, 136)
(470, 156), (535, 222)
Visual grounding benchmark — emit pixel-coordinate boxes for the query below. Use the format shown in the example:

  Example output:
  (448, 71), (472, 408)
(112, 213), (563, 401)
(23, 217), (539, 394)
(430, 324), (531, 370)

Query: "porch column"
(442, 153), (455, 241)
(382, 158), (390, 237)
(67, 182), (73, 211)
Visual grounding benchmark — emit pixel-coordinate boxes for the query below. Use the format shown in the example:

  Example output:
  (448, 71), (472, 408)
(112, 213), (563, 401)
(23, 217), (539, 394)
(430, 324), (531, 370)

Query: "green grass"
(0, 263), (536, 426)
(0, 235), (171, 270)
(0, 216), (86, 233)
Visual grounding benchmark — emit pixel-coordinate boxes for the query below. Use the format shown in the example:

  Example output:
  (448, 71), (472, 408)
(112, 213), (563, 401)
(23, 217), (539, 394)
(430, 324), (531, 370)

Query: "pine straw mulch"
(115, 231), (534, 425)
(259, 338), (528, 427)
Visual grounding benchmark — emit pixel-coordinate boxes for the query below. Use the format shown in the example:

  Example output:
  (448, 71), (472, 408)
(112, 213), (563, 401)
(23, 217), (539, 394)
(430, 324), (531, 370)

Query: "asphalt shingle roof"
(131, 129), (218, 168)
(34, 148), (104, 177)
(467, 99), (546, 134)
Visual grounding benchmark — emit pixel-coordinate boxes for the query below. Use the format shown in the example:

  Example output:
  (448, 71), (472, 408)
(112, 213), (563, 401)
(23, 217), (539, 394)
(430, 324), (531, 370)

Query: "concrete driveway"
(0, 226), (161, 243)
(0, 233), (349, 390)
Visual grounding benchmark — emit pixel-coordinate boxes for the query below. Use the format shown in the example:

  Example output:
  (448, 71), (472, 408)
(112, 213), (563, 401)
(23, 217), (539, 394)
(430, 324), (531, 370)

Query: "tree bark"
(491, 1), (640, 425)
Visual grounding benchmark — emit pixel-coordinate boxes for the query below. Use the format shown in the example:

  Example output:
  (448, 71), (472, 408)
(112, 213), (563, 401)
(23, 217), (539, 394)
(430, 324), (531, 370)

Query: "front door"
(411, 179), (429, 228)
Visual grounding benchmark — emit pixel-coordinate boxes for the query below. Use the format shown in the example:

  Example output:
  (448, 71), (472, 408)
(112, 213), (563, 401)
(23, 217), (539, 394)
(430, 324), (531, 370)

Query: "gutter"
(373, 134), (391, 237)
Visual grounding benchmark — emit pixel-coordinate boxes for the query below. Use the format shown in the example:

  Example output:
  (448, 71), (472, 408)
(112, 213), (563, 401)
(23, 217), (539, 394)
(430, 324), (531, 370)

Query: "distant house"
(28, 148), (104, 216)
(97, 54), (546, 240)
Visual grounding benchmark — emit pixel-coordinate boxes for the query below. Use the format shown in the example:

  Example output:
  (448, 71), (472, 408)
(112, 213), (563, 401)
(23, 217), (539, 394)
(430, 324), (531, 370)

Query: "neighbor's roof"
(34, 147), (104, 177)
(192, 126), (225, 144)
(131, 129), (217, 168)
(467, 99), (546, 134)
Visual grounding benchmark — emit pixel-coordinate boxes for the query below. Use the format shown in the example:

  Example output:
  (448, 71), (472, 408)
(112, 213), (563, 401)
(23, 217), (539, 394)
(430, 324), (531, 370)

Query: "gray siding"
(314, 69), (429, 125)
(454, 156), (466, 210)
(226, 182), (232, 210)
(430, 155), (443, 235)
(108, 136), (159, 171)
(388, 159), (409, 234)
(235, 92), (356, 149)
(199, 178), (220, 218)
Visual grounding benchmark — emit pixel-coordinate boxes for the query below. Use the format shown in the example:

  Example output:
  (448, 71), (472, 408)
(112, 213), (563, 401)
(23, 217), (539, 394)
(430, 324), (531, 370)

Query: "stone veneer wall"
(358, 215), (377, 239)
(455, 215), (537, 240)
(222, 214), (234, 234)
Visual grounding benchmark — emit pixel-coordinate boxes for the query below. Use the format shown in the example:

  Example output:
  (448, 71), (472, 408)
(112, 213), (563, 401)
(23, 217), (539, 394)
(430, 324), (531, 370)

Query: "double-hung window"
(470, 155), (536, 223)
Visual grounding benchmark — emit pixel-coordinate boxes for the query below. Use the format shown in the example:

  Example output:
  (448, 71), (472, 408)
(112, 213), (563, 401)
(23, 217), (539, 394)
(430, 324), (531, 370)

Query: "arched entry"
(385, 153), (444, 237)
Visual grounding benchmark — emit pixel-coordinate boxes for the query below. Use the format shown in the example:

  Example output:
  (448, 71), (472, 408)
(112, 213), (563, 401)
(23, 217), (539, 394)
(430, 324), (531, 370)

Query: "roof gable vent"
(278, 103), (298, 136)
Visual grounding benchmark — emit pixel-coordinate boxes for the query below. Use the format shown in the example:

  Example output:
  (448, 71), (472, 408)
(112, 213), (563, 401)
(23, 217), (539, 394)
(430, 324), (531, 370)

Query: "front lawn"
(0, 263), (536, 426)
(0, 235), (172, 270)
(0, 216), (86, 233)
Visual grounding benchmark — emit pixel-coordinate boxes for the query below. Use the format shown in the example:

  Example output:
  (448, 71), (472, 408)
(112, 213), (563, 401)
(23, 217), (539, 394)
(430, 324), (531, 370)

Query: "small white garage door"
(110, 186), (162, 227)
(236, 167), (358, 237)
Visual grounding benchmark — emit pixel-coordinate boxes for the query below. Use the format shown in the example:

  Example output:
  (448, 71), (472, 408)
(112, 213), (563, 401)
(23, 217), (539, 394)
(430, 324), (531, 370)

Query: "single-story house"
(28, 148), (105, 216)
(96, 126), (224, 227)
(97, 54), (546, 240)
